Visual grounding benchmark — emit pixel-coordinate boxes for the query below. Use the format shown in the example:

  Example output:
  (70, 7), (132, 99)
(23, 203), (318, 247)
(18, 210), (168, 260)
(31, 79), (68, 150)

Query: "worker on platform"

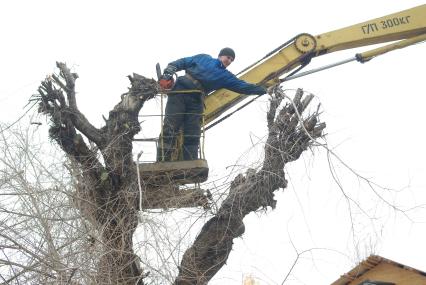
(157, 47), (266, 161)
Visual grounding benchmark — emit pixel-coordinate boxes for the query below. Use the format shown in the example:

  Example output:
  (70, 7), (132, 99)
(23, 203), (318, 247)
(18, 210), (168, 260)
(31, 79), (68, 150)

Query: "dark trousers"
(157, 92), (203, 161)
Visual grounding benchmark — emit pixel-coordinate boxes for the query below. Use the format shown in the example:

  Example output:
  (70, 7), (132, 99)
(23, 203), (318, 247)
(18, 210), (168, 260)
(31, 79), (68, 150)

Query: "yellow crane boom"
(204, 4), (426, 127)
(139, 4), (426, 192)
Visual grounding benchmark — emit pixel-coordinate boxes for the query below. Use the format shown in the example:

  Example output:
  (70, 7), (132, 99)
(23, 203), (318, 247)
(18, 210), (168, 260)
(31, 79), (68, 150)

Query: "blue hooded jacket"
(168, 54), (266, 95)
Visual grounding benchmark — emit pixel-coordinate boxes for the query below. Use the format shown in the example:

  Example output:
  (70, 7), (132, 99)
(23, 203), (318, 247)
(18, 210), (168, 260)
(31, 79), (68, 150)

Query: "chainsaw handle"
(156, 63), (162, 81)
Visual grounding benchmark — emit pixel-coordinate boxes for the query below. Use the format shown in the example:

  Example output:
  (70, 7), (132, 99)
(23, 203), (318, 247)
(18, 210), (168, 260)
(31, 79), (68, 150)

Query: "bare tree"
(174, 88), (325, 284)
(0, 124), (96, 284)
(2, 62), (324, 284)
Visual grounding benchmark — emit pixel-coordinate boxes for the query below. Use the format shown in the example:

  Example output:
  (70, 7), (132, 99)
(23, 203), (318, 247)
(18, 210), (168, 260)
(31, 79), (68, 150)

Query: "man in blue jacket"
(157, 47), (266, 161)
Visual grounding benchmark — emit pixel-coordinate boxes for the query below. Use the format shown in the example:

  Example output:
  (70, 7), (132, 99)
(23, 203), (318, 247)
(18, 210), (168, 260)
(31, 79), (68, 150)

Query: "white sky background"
(1, 0), (426, 284)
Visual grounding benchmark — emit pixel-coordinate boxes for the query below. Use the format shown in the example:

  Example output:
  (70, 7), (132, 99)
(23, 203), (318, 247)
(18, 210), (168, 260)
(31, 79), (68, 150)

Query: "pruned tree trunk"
(36, 63), (325, 284)
(37, 63), (158, 284)
(174, 88), (325, 284)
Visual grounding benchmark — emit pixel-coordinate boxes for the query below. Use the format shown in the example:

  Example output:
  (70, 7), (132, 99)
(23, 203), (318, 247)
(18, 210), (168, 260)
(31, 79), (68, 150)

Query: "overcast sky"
(1, 1), (425, 284)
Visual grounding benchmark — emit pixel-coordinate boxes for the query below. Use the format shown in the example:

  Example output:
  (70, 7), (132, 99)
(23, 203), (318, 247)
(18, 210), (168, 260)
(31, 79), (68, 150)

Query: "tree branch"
(55, 62), (106, 147)
(174, 88), (326, 284)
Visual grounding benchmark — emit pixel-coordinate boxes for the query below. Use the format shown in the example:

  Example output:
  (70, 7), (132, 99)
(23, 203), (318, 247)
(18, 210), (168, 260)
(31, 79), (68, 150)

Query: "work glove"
(161, 65), (177, 80)
(159, 78), (174, 90)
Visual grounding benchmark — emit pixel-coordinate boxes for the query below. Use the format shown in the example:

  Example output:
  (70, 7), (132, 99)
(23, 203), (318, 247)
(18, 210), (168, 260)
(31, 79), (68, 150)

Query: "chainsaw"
(156, 63), (203, 95)
(156, 63), (176, 90)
